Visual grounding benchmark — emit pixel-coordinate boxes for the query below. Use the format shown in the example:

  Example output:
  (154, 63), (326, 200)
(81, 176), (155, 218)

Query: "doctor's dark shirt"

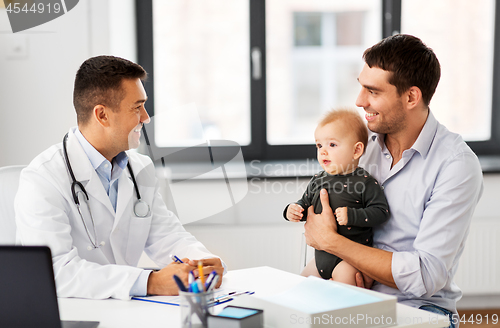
(359, 111), (483, 314)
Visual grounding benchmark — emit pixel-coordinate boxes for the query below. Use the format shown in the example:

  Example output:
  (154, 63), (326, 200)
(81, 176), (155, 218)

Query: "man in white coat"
(15, 55), (225, 300)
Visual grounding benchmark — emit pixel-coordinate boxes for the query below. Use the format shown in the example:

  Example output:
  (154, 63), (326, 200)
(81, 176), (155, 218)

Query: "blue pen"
(170, 254), (184, 264)
(191, 281), (200, 293)
(172, 274), (187, 292)
(205, 270), (217, 290)
(207, 275), (219, 291)
(204, 271), (217, 290)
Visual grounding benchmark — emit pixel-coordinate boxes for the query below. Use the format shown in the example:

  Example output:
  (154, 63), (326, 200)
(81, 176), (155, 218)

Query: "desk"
(58, 266), (449, 328)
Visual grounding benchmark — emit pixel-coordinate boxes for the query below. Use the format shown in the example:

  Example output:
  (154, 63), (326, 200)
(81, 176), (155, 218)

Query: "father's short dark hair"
(73, 55), (147, 125)
(363, 34), (440, 107)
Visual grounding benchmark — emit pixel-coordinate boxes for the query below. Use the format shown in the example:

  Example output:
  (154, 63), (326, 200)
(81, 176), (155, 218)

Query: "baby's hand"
(286, 203), (304, 222)
(335, 207), (348, 225)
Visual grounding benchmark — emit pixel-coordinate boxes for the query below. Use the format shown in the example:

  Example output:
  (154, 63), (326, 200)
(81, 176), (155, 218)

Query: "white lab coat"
(15, 127), (220, 300)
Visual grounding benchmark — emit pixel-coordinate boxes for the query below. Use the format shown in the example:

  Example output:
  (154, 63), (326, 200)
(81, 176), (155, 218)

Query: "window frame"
(136, 0), (500, 163)
(391, 0), (500, 156)
(468, 0), (500, 155)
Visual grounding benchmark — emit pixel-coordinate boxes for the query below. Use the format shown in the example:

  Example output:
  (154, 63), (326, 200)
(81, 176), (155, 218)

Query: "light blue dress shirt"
(359, 111), (483, 314)
(74, 129), (128, 212)
(74, 129), (151, 296)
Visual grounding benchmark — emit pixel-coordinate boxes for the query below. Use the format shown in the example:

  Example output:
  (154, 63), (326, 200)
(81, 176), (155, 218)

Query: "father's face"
(355, 64), (407, 135)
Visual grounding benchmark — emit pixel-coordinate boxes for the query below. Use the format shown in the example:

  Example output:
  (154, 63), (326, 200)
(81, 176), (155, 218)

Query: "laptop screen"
(0, 246), (62, 328)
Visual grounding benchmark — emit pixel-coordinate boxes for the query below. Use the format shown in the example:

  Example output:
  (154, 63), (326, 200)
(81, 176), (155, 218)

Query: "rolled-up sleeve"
(392, 152), (483, 298)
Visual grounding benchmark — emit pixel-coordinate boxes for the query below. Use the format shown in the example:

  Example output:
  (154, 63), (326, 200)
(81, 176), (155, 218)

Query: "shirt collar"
(74, 128), (129, 172)
(410, 110), (438, 159)
(114, 152), (129, 171)
(369, 110), (438, 160)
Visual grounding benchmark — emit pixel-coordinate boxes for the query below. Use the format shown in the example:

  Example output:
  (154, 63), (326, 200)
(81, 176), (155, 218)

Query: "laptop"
(0, 245), (99, 328)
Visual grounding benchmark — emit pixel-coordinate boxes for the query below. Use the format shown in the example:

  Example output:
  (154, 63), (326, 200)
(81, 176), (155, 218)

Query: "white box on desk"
(232, 276), (397, 328)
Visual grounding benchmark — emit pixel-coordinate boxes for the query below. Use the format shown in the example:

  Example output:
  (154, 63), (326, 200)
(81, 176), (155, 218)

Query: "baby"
(284, 108), (389, 285)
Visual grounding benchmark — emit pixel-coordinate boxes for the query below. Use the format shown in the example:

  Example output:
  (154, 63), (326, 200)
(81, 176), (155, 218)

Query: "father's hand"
(356, 272), (374, 289)
(304, 189), (337, 250)
(147, 259), (196, 295)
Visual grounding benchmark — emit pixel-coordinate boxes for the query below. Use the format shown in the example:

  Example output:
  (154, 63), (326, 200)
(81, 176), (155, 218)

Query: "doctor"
(15, 55), (225, 300)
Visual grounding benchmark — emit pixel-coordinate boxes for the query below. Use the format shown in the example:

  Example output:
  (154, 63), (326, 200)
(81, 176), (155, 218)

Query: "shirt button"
(104, 163), (109, 168)
(381, 186), (385, 190)
(385, 155), (391, 159)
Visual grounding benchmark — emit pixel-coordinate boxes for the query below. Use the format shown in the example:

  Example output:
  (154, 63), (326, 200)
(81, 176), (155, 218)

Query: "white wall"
(0, 0), (136, 167)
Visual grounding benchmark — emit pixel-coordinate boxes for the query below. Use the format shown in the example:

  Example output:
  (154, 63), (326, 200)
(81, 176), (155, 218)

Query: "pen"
(208, 297), (233, 306)
(204, 270), (217, 290)
(191, 281), (200, 293)
(170, 254), (184, 264)
(198, 261), (205, 291)
(172, 274), (187, 292)
(214, 291), (254, 303)
(188, 270), (194, 292)
(197, 280), (203, 294)
(207, 275), (219, 292)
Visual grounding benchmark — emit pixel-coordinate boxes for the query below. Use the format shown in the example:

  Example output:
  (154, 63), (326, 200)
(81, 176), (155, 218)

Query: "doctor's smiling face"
(74, 55), (149, 162)
(108, 78), (150, 154)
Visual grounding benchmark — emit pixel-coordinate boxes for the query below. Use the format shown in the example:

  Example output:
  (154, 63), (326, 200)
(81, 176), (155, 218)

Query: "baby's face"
(314, 120), (359, 175)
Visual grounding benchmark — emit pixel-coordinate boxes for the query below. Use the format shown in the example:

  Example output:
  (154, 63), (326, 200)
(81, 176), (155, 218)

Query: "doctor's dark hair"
(363, 34), (440, 107)
(73, 55), (147, 125)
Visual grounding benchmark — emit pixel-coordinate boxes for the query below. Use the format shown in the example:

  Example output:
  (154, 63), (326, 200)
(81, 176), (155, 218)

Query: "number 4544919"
(6, 2), (62, 14)
(452, 313), (499, 325)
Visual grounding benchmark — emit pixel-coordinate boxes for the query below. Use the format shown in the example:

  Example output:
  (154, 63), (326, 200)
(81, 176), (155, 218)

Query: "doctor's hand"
(187, 258), (224, 289)
(146, 261), (196, 296)
(304, 189), (338, 251)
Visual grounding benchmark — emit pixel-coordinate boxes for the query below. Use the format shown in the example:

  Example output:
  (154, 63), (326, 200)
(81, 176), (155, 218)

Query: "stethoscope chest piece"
(134, 199), (150, 217)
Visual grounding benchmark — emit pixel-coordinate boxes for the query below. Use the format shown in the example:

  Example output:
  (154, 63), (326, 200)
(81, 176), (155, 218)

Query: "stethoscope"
(62, 133), (150, 250)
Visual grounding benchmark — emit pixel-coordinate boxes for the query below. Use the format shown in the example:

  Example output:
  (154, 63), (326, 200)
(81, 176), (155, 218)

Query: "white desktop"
(58, 267), (449, 328)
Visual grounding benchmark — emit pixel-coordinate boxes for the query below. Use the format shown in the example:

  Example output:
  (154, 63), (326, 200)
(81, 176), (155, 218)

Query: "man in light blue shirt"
(304, 34), (483, 327)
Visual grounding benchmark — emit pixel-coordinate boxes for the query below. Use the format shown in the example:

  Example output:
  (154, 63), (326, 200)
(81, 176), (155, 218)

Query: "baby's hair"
(318, 108), (368, 151)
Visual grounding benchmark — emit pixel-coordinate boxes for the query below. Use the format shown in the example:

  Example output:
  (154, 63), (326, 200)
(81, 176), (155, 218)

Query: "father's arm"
(305, 153), (483, 296)
(304, 189), (396, 288)
(389, 154), (483, 297)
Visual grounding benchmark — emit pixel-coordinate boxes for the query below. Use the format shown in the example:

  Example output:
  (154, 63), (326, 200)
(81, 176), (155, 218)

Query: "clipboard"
(132, 289), (254, 307)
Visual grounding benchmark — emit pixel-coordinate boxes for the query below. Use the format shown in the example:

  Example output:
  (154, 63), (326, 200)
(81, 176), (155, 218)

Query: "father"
(304, 34), (483, 326)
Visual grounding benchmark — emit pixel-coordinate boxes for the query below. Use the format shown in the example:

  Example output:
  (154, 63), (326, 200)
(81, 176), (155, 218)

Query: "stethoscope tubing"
(62, 133), (149, 249)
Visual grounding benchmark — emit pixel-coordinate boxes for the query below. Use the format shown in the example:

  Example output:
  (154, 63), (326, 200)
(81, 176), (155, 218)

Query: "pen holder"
(179, 290), (214, 328)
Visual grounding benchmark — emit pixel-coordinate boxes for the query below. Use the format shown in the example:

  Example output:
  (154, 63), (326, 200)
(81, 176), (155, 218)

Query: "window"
(266, 1), (381, 146)
(401, 0), (495, 142)
(151, 0), (250, 147)
(137, 0), (500, 163)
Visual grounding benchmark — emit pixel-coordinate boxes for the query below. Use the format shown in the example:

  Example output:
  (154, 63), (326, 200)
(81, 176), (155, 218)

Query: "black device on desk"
(0, 245), (99, 328)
